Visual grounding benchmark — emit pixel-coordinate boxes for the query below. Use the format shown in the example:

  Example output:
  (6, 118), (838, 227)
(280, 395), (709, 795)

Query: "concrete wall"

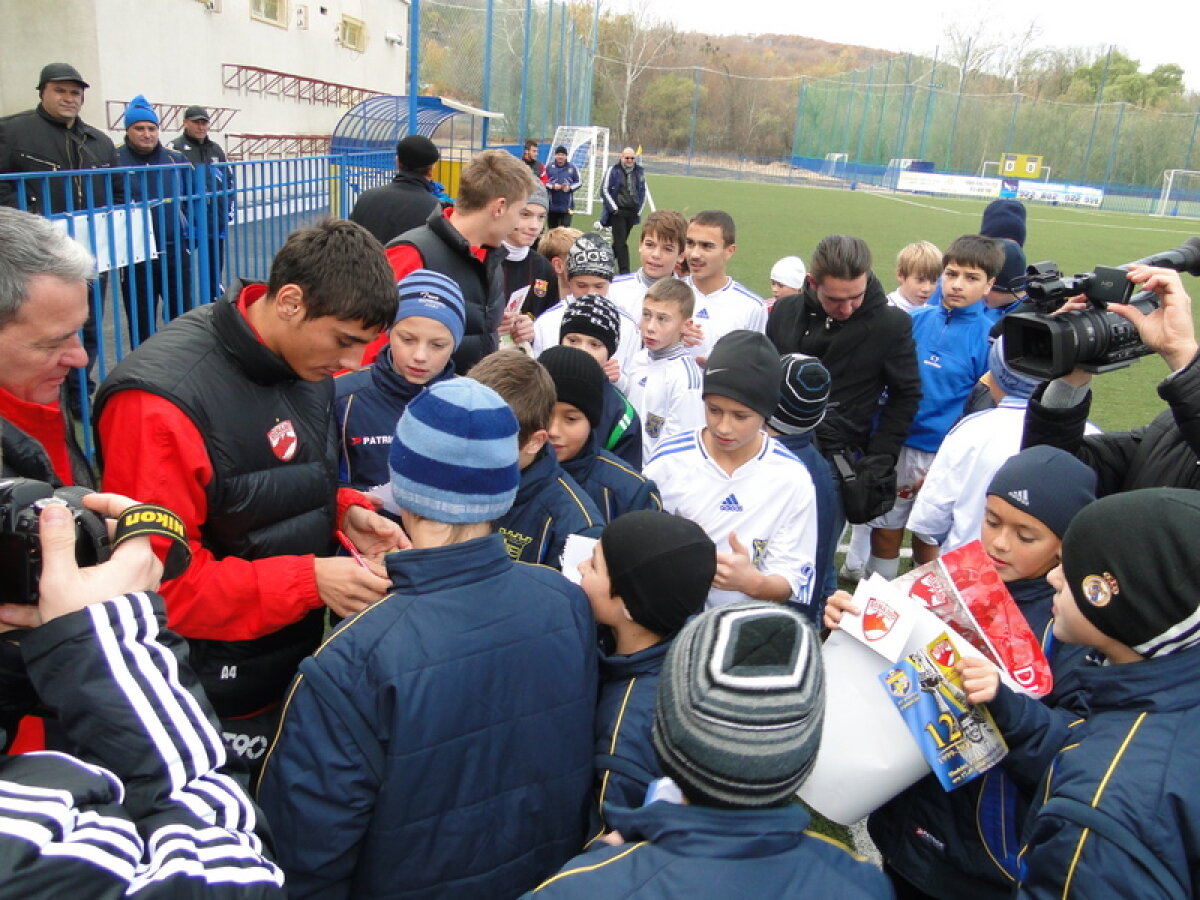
(2, 0), (410, 146)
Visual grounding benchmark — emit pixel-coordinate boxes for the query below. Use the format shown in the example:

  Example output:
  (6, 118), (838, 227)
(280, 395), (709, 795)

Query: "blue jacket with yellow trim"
(498, 447), (603, 569)
(523, 800), (893, 898)
(590, 641), (670, 836)
(867, 577), (1090, 899)
(256, 533), (599, 899)
(562, 440), (661, 525)
(987, 643), (1200, 899)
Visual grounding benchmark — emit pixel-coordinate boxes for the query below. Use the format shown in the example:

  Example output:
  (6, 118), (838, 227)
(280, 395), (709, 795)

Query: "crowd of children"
(10, 149), (1200, 898)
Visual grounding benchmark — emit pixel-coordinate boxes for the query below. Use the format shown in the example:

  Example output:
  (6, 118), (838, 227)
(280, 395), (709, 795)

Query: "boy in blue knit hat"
(259, 378), (598, 899)
(334, 268), (465, 495)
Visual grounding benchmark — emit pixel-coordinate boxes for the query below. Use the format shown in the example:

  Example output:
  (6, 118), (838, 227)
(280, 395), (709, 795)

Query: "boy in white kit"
(645, 330), (818, 610)
(606, 210), (688, 322)
(624, 276), (705, 459)
(682, 210), (767, 365)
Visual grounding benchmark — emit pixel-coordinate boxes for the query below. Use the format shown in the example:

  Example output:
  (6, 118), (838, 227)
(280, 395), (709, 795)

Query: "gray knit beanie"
(652, 601), (825, 809)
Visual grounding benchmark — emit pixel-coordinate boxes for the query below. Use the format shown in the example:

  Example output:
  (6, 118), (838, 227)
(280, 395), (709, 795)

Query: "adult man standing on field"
(172, 105), (235, 302)
(601, 147), (646, 275)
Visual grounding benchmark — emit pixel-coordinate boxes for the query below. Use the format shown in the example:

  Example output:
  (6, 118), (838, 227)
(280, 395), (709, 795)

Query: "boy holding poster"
(826, 445), (1097, 899)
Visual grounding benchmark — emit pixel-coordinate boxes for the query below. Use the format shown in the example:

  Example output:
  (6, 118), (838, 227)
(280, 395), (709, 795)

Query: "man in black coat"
(172, 105), (235, 303)
(349, 134), (442, 245)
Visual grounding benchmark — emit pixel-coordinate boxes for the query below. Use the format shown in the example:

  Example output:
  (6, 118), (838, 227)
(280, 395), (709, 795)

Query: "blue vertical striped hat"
(388, 379), (520, 523)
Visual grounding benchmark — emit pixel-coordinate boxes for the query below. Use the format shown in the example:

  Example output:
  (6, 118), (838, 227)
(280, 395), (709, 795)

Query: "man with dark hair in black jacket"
(349, 134), (442, 245)
(767, 234), (921, 530)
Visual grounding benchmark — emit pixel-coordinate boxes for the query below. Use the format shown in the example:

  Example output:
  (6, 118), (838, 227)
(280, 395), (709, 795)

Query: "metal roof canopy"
(330, 96), (505, 157)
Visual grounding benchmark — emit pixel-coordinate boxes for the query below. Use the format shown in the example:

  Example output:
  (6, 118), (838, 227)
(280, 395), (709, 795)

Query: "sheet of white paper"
(560, 534), (597, 585)
(367, 483), (401, 516)
(836, 574), (916, 663)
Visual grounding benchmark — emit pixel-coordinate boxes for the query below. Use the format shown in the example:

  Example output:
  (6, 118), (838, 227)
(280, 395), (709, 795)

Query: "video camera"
(0, 479), (111, 606)
(1001, 237), (1200, 380)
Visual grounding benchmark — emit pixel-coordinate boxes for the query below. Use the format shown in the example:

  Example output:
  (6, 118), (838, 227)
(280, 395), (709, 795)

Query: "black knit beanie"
(1063, 488), (1200, 658)
(560, 293), (620, 360)
(601, 510), (715, 637)
(652, 601), (825, 808)
(539, 345), (605, 429)
(986, 445), (1096, 538)
(703, 330), (779, 420)
(980, 199), (1027, 247)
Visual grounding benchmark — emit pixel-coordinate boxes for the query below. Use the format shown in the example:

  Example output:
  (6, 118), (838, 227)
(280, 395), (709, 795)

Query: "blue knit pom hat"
(124, 95), (159, 128)
(395, 269), (466, 348)
(389, 379), (519, 523)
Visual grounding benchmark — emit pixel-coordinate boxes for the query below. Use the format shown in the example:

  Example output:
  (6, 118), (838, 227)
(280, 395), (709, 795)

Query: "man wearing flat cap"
(349, 133), (442, 245)
(172, 106), (235, 302)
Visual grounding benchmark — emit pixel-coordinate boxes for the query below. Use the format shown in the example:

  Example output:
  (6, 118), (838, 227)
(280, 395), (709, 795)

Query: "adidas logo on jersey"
(1007, 489), (1030, 506)
(695, 308), (710, 319)
(719, 493), (743, 512)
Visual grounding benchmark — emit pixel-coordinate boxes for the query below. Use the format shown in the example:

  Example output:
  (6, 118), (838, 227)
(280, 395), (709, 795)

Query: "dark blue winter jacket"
(599, 381), (643, 470)
(772, 430), (841, 614)
(544, 160), (581, 213)
(986, 643), (1200, 899)
(116, 142), (191, 246)
(498, 447), (603, 568)
(333, 344), (454, 490)
(256, 533), (599, 899)
(868, 576), (1090, 899)
(524, 801), (893, 898)
(562, 440), (661, 525)
(590, 641), (670, 838)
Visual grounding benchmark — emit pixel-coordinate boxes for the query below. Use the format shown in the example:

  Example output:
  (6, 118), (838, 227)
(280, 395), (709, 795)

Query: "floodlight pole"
(408, 0), (421, 135)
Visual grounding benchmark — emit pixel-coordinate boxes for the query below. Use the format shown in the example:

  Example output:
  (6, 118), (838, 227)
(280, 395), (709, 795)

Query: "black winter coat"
(0, 105), (119, 212)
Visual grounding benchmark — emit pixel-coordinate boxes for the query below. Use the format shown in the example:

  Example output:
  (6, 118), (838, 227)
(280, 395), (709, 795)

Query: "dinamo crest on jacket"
(268, 420), (298, 461)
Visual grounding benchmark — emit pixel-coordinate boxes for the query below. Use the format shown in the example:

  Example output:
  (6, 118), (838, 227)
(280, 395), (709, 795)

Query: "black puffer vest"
(94, 281), (335, 716)
(389, 209), (504, 373)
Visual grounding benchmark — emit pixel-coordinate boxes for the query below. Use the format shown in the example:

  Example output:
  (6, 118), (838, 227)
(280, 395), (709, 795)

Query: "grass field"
(635, 175), (1200, 432)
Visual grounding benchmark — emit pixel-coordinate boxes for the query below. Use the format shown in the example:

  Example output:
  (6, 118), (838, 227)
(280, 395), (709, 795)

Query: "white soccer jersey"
(645, 429), (818, 610)
(909, 397), (1101, 551)
(684, 276), (767, 362)
(625, 345), (706, 460)
(606, 270), (657, 324)
(532, 297), (641, 376)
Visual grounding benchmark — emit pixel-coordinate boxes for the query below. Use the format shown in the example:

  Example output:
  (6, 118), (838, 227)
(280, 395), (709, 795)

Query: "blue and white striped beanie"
(388, 378), (519, 523)
(395, 269), (466, 348)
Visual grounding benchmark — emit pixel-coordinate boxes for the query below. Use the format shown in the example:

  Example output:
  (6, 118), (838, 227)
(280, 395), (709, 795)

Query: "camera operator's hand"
(0, 493), (163, 631)
(1113, 265), (1200, 372)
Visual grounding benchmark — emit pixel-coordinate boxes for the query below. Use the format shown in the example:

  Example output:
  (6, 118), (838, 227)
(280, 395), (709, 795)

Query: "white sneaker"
(839, 562), (865, 583)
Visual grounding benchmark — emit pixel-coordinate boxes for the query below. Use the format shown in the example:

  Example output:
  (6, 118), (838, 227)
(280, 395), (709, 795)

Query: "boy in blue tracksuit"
(765, 353), (841, 619)
(545, 145), (582, 229)
(867, 234), (1003, 580)
(960, 487), (1200, 899)
(470, 349), (602, 568)
(541, 345), (660, 523)
(257, 379), (598, 899)
(334, 269), (464, 494)
(576, 510), (715, 836)
(523, 602), (892, 899)
(828, 446), (1098, 900)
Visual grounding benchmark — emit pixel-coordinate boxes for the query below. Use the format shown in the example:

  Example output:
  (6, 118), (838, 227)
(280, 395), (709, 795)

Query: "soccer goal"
(549, 125), (611, 216)
(821, 152), (849, 180)
(1153, 170), (1200, 219)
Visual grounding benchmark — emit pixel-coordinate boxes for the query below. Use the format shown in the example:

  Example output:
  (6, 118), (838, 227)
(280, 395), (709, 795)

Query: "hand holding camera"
(1111, 266), (1200, 372)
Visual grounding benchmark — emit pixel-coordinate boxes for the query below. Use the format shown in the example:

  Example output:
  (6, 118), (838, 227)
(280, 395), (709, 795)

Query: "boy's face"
(685, 223), (734, 283)
(981, 496), (1061, 583)
(941, 262), (994, 309)
(703, 394), (764, 459)
(897, 272), (937, 306)
(484, 195), (527, 246)
(579, 541), (622, 626)
(389, 316), (455, 386)
(508, 203), (547, 248)
(639, 232), (682, 281)
(770, 280), (800, 301)
(547, 400), (591, 463)
(641, 297), (687, 351)
(567, 275), (610, 298)
(272, 287), (378, 381)
(561, 332), (610, 366)
(1048, 563), (1114, 648)
(554, 151), (567, 166)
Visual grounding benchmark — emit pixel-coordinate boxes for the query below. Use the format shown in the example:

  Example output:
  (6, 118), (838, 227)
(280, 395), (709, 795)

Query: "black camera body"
(1003, 238), (1200, 381)
(0, 479), (111, 606)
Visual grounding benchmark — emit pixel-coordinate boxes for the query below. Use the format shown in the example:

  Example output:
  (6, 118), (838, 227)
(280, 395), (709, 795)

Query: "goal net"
(549, 125), (611, 216)
(1153, 170), (1200, 219)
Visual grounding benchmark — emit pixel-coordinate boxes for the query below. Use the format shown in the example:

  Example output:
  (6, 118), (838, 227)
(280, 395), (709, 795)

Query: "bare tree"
(596, 0), (677, 141)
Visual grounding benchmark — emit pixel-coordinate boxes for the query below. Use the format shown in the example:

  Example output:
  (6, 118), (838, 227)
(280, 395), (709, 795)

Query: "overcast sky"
(627, 0), (1198, 91)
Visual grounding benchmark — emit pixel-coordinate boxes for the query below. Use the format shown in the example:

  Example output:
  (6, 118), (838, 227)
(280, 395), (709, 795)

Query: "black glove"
(834, 452), (898, 524)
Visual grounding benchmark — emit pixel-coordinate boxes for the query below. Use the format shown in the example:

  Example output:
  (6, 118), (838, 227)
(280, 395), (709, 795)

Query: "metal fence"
(0, 150), (393, 452)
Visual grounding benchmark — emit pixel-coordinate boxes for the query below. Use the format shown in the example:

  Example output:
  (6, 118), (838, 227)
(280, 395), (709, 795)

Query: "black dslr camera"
(0, 479), (111, 606)
(1002, 238), (1200, 380)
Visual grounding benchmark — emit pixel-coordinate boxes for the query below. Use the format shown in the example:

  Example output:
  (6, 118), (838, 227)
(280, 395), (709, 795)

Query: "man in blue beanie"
(117, 95), (193, 344)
